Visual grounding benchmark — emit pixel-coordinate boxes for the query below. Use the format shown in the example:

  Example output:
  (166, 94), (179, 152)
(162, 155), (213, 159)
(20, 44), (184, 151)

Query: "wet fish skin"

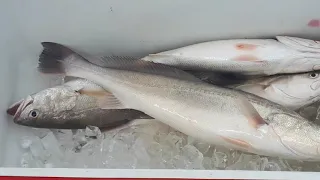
(37, 42), (320, 161)
(6, 78), (153, 129)
(188, 71), (320, 110)
(141, 36), (320, 75)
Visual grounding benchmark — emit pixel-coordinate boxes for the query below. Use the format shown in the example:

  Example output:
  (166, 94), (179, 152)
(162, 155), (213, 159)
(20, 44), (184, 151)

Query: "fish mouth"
(7, 96), (33, 121)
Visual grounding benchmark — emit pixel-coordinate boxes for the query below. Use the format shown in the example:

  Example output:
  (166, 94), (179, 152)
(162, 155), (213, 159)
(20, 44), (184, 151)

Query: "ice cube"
(41, 132), (63, 158)
(164, 132), (185, 149)
(32, 128), (51, 138)
(262, 161), (281, 171)
(73, 129), (88, 152)
(171, 155), (188, 169)
(187, 136), (196, 144)
(226, 153), (262, 170)
(85, 126), (102, 139)
(202, 157), (214, 169)
(187, 136), (210, 155)
(133, 137), (150, 161)
(20, 153), (33, 168)
(20, 152), (45, 168)
(29, 136), (46, 160)
(181, 145), (204, 161)
(20, 136), (32, 149)
(146, 142), (162, 156)
(104, 140), (136, 168)
(212, 146), (241, 168)
(180, 145), (204, 169)
(277, 159), (303, 171)
(52, 129), (73, 151)
(213, 152), (228, 169)
(154, 131), (168, 143)
(193, 141), (210, 155)
(52, 129), (73, 141)
(113, 127), (137, 148)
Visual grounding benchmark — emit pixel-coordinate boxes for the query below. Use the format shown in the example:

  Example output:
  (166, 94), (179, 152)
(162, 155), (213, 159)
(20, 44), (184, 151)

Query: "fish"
(141, 36), (320, 75)
(188, 71), (320, 110)
(6, 78), (153, 129)
(37, 42), (320, 161)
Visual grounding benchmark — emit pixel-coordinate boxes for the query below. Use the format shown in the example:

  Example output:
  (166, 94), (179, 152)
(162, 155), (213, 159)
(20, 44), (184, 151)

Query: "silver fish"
(141, 36), (320, 75)
(188, 71), (320, 110)
(37, 42), (320, 161)
(7, 78), (152, 129)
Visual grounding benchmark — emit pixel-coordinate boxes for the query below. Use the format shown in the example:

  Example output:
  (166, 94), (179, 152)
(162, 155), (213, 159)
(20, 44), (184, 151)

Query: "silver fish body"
(188, 71), (320, 110)
(142, 36), (320, 75)
(7, 78), (152, 129)
(38, 42), (320, 161)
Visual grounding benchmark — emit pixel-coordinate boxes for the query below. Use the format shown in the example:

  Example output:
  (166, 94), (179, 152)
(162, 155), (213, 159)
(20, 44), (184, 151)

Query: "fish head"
(270, 113), (320, 160)
(270, 71), (320, 101)
(7, 86), (78, 128)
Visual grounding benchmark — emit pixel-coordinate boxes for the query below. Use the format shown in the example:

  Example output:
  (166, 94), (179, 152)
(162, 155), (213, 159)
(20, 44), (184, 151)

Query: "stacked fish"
(7, 36), (320, 161)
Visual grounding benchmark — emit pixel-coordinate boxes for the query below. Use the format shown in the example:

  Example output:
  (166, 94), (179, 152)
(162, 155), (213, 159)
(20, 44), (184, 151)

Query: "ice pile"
(18, 119), (320, 171)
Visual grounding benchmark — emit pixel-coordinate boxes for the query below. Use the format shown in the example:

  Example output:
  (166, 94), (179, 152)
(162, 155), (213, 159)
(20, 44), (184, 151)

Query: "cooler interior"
(0, 0), (320, 178)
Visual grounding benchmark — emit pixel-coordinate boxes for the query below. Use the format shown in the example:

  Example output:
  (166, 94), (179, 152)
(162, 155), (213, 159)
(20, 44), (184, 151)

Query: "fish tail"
(38, 42), (90, 75)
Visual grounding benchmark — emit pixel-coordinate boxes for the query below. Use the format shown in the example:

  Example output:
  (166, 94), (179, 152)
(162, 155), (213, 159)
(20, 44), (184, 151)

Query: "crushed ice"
(19, 117), (320, 171)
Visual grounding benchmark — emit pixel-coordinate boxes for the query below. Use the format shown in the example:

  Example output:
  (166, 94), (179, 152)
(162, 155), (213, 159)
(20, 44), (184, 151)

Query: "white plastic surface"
(0, 0), (320, 178)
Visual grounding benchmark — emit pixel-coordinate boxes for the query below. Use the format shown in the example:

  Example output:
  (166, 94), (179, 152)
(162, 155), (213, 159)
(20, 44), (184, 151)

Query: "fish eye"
(29, 110), (39, 118)
(309, 73), (319, 79)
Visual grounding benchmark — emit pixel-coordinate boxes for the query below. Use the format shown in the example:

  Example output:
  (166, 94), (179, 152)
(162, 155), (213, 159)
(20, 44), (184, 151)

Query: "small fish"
(6, 78), (153, 129)
(188, 71), (320, 110)
(37, 42), (320, 161)
(141, 36), (320, 75)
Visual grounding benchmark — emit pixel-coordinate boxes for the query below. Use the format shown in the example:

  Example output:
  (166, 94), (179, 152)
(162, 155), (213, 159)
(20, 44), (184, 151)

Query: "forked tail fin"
(38, 42), (95, 76)
(38, 42), (75, 74)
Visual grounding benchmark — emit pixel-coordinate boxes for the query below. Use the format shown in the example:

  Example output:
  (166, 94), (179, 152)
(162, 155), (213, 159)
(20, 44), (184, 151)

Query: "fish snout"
(7, 99), (25, 121)
(7, 96), (34, 122)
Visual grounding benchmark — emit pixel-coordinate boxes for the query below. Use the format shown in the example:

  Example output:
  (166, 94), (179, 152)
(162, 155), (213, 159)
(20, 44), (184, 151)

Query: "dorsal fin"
(97, 55), (203, 82)
(40, 42), (203, 83)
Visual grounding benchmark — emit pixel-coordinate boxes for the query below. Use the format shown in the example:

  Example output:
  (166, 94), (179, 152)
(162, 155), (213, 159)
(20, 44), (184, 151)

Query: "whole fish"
(141, 36), (320, 75)
(188, 71), (320, 110)
(37, 42), (320, 161)
(6, 78), (152, 129)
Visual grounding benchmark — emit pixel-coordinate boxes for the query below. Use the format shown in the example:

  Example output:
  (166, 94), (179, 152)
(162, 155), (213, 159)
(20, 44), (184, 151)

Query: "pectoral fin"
(276, 36), (320, 53)
(236, 96), (268, 129)
(77, 88), (127, 109)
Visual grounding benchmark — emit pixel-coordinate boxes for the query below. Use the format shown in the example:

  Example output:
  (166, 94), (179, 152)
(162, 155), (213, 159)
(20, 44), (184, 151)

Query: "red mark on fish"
(235, 43), (257, 50)
(308, 19), (320, 27)
(231, 55), (263, 62)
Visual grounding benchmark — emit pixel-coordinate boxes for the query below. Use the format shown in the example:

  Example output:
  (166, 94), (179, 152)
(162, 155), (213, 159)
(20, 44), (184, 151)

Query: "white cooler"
(0, 0), (320, 179)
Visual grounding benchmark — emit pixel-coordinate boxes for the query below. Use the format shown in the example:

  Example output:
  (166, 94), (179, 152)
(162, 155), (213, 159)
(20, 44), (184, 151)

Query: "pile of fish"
(7, 36), (320, 169)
